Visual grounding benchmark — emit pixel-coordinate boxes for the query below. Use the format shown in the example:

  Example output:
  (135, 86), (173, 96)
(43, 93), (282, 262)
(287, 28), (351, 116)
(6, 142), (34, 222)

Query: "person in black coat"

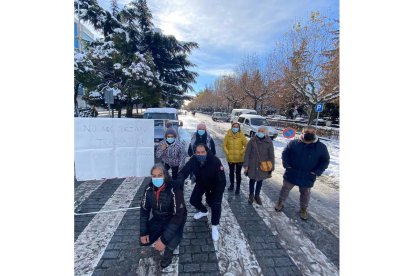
(187, 122), (216, 156)
(139, 164), (187, 268)
(274, 125), (330, 220)
(177, 143), (226, 241)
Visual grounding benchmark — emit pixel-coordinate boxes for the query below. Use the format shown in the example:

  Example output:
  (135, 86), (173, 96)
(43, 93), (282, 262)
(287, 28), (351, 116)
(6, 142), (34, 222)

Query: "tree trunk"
(117, 108), (122, 118)
(126, 103), (133, 117)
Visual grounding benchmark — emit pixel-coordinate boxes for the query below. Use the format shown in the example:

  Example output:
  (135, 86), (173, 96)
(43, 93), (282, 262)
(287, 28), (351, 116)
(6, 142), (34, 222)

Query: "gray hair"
(257, 125), (269, 136)
(150, 163), (171, 182)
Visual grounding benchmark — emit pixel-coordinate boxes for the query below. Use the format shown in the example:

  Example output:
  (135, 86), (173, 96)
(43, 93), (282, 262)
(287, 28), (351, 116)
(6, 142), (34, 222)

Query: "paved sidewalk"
(74, 162), (339, 275)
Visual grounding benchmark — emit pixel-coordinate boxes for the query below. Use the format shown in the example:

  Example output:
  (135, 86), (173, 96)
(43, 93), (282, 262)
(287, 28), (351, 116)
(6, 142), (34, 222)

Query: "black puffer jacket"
(140, 180), (187, 245)
(177, 152), (226, 201)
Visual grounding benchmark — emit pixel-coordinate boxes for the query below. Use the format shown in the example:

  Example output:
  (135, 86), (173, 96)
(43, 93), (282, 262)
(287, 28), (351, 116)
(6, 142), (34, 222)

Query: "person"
(155, 128), (186, 180)
(139, 164), (187, 268)
(188, 122), (216, 156)
(223, 122), (248, 194)
(177, 143), (226, 241)
(243, 126), (275, 205)
(274, 125), (330, 220)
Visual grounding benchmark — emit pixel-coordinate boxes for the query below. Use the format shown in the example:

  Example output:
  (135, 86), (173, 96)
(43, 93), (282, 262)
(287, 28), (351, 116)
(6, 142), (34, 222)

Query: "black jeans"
(249, 179), (263, 196)
(228, 162), (243, 185)
(190, 184), (223, 226)
(143, 217), (185, 251)
(164, 163), (179, 180)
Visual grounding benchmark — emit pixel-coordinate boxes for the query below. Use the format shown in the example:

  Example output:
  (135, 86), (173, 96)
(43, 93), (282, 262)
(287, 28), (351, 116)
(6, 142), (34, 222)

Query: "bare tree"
(273, 12), (338, 123)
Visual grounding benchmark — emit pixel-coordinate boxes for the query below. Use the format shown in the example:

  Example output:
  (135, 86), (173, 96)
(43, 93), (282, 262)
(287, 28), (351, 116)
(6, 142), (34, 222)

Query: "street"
(74, 112), (339, 276)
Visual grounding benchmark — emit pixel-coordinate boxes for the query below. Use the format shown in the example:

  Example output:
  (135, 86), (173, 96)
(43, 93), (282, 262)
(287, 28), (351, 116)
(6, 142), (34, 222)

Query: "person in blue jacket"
(274, 125), (330, 220)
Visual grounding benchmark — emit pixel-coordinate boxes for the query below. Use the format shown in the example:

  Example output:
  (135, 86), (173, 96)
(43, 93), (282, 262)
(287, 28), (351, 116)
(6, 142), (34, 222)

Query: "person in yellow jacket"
(223, 122), (248, 194)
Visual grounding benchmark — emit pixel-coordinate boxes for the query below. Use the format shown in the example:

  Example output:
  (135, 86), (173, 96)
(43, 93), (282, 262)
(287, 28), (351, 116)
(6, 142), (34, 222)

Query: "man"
(274, 125), (330, 220)
(177, 143), (226, 241)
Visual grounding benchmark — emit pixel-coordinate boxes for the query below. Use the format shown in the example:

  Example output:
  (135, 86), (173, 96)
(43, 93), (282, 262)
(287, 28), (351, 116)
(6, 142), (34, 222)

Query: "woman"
(187, 122), (216, 156)
(155, 128), (185, 180)
(223, 122), (248, 194)
(243, 126), (275, 205)
(139, 164), (187, 268)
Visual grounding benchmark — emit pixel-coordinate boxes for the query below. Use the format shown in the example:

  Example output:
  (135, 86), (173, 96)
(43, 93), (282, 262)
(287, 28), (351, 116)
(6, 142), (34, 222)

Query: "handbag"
(253, 140), (273, 172)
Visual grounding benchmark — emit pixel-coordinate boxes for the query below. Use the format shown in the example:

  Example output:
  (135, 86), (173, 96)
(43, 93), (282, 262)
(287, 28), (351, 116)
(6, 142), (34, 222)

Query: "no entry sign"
(282, 128), (296, 139)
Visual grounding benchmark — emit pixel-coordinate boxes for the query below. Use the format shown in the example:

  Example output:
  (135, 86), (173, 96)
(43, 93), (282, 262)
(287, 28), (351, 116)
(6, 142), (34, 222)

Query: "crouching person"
(139, 164), (187, 268)
(177, 143), (226, 241)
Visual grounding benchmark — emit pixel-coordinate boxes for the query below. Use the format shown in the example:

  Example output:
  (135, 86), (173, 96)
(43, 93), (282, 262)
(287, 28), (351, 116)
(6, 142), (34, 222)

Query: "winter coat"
(177, 152), (226, 201)
(187, 132), (216, 156)
(140, 180), (187, 245)
(243, 136), (275, 181)
(155, 139), (186, 169)
(282, 137), (330, 188)
(223, 129), (248, 163)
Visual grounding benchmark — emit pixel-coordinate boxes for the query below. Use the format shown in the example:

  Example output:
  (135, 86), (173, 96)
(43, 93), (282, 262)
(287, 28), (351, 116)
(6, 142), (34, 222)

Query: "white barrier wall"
(75, 118), (154, 181)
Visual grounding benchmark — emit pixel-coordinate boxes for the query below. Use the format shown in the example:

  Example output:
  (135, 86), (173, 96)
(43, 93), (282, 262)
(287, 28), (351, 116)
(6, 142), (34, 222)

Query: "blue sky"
(94, 0), (339, 95)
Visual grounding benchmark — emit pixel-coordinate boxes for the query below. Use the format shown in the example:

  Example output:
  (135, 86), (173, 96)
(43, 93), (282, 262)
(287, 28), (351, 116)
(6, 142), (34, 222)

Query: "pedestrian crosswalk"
(74, 162), (339, 275)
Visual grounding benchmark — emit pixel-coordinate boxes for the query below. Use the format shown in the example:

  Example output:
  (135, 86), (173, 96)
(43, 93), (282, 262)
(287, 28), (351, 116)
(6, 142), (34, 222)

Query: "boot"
(254, 195), (262, 205)
(160, 247), (174, 268)
(235, 183), (240, 195)
(274, 200), (284, 212)
(228, 183), (234, 191)
(248, 194), (254, 204)
(299, 208), (308, 220)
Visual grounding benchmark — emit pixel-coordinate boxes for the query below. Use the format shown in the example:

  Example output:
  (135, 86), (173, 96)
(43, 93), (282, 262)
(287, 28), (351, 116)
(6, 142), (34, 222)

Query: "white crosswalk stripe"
(74, 177), (144, 276)
(183, 177), (264, 275)
(74, 179), (106, 211)
(237, 174), (339, 276)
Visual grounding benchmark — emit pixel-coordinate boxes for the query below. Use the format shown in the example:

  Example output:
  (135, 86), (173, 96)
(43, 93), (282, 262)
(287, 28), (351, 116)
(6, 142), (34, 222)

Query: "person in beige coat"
(243, 126), (275, 205)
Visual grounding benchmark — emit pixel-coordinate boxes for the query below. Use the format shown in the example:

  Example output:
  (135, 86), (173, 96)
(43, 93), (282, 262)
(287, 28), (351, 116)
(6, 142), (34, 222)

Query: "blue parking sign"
(315, 103), (324, 113)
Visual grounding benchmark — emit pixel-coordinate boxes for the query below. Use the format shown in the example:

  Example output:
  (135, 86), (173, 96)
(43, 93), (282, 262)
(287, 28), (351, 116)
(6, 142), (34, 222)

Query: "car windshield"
(250, 118), (269, 126)
(143, 113), (177, 120)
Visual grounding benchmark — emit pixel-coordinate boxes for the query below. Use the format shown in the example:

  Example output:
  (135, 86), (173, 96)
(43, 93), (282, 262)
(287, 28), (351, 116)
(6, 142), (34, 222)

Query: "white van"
(238, 114), (278, 140)
(230, 109), (257, 124)
(143, 108), (181, 146)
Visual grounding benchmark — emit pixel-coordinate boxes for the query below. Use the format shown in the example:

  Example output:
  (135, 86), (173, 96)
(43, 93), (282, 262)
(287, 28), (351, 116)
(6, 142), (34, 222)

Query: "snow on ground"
(179, 113), (339, 188)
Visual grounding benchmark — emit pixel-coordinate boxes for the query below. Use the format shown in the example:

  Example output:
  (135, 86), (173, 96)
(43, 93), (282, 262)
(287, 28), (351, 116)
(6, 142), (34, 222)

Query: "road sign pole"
(315, 111), (320, 127)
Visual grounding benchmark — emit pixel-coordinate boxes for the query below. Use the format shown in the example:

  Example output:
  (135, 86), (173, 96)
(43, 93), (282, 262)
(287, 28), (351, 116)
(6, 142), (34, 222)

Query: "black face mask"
(304, 133), (315, 141)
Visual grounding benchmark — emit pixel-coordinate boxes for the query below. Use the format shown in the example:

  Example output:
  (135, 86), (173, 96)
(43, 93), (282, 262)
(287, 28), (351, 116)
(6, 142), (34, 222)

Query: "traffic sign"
(282, 127), (296, 139)
(315, 103), (324, 113)
(104, 89), (114, 104)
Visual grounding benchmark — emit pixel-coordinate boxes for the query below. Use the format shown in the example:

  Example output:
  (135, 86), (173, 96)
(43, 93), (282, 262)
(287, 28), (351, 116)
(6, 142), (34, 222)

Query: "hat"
(196, 122), (207, 130)
(164, 128), (177, 138)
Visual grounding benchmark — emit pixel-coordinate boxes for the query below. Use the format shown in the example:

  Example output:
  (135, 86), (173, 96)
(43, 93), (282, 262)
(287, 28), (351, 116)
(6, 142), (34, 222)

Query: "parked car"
(312, 118), (326, 126)
(271, 114), (287, 120)
(230, 108), (257, 124)
(211, 112), (230, 122)
(143, 108), (181, 146)
(237, 114), (278, 140)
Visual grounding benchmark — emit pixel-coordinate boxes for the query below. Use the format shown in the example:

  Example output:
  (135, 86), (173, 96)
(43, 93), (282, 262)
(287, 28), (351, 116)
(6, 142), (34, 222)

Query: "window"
(250, 118), (269, 126)
(245, 119), (250, 125)
(238, 117), (245, 123)
(143, 113), (177, 120)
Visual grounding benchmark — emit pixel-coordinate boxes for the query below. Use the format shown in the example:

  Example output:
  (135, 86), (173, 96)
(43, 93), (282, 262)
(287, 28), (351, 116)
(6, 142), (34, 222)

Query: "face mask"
(195, 155), (207, 162)
(197, 130), (206, 136)
(256, 132), (265, 138)
(166, 137), (175, 144)
(232, 128), (239, 133)
(152, 177), (164, 188)
(304, 133), (315, 141)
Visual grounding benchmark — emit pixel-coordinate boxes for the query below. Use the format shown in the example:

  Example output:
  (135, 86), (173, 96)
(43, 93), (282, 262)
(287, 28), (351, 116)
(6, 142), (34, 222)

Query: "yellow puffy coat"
(223, 129), (248, 163)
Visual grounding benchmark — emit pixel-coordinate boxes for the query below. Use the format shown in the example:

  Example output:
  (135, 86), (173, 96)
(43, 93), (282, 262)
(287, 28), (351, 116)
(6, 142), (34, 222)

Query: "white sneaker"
(212, 225), (220, 241)
(193, 211), (209, 220)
